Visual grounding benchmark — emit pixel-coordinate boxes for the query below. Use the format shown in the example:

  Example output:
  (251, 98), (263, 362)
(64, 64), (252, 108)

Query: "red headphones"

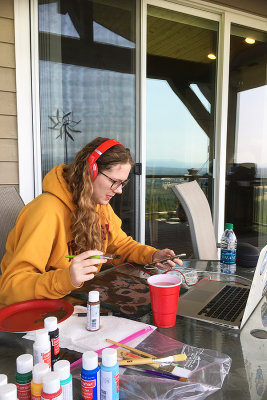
(88, 139), (123, 181)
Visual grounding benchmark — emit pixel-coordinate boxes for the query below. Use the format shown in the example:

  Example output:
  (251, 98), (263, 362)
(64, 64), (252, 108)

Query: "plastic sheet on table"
(72, 329), (231, 400)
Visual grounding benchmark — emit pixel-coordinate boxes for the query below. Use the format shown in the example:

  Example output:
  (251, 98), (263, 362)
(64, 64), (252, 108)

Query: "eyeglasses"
(99, 171), (130, 190)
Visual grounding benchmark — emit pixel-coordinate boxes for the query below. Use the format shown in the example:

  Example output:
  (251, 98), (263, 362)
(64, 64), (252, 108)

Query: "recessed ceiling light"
(208, 53), (216, 60)
(245, 37), (255, 44)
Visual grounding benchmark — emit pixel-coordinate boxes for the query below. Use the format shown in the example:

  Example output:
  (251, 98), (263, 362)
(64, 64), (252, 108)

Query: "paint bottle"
(53, 361), (73, 400)
(16, 354), (33, 400)
(100, 348), (119, 400)
(44, 317), (60, 369)
(0, 375), (7, 386)
(33, 329), (51, 370)
(87, 291), (100, 331)
(0, 383), (18, 400)
(41, 372), (62, 400)
(31, 363), (50, 400)
(81, 351), (100, 400)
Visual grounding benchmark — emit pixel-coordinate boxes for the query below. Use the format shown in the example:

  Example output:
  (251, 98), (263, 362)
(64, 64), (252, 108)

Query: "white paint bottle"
(33, 329), (51, 370)
(54, 360), (73, 400)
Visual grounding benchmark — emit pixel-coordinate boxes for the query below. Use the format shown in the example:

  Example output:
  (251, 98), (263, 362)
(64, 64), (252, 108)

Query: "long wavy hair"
(63, 137), (134, 253)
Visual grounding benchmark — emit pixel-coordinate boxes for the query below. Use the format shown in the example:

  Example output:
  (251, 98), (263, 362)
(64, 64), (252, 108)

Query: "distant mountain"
(146, 165), (208, 176)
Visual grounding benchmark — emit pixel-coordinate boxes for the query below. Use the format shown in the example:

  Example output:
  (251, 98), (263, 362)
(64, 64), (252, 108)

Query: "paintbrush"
(121, 365), (186, 381)
(118, 351), (187, 381)
(106, 338), (161, 368)
(65, 254), (121, 260)
(118, 353), (187, 366)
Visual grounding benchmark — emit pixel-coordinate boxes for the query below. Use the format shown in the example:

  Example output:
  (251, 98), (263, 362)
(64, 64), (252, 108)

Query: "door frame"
(14, 0), (267, 243)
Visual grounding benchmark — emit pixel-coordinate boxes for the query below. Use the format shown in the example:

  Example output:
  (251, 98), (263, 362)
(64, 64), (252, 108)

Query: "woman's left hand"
(152, 249), (183, 270)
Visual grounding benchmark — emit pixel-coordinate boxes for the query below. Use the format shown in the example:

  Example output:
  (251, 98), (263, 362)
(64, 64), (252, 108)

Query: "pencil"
(118, 354), (187, 366)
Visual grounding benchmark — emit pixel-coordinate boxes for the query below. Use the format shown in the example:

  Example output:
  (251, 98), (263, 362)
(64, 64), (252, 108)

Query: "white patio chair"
(172, 181), (219, 260)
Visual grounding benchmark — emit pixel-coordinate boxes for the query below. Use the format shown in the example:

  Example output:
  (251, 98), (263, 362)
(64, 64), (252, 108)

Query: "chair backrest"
(0, 186), (25, 263)
(172, 181), (219, 260)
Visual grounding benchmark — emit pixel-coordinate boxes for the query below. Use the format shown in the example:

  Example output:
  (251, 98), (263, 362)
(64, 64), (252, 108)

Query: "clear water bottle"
(220, 223), (237, 274)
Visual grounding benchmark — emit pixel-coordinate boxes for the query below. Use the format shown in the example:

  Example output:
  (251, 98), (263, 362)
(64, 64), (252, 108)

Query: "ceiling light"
(208, 53), (216, 60)
(245, 37), (255, 44)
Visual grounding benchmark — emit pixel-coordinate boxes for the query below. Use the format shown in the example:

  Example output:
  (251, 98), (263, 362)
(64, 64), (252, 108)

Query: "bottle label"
(87, 304), (100, 331)
(41, 388), (63, 400)
(33, 347), (51, 369)
(16, 382), (31, 400)
(114, 373), (119, 394)
(220, 249), (236, 265)
(61, 382), (73, 400)
(51, 337), (60, 355)
(100, 370), (119, 400)
(31, 395), (41, 400)
(81, 378), (96, 400)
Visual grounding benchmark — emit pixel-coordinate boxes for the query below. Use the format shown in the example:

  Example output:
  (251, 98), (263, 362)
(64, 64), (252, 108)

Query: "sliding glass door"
(38, 0), (137, 236)
(145, 4), (218, 256)
(225, 24), (267, 248)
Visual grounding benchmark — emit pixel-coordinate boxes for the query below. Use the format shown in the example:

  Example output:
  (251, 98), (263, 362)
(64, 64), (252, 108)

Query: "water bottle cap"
(0, 383), (17, 400)
(42, 372), (60, 394)
(16, 354), (33, 374)
(82, 351), (98, 370)
(0, 375), (7, 386)
(225, 223), (233, 229)
(54, 360), (70, 380)
(34, 329), (50, 345)
(88, 291), (99, 302)
(32, 363), (50, 384)
(101, 348), (117, 367)
(44, 316), (57, 332)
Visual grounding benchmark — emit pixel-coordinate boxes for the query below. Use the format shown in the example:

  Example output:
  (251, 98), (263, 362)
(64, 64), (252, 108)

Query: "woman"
(0, 137), (182, 307)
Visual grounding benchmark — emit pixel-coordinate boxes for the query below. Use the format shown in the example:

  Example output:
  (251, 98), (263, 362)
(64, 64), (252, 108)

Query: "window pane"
(38, 0), (136, 235)
(145, 5), (218, 256)
(226, 25), (267, 249)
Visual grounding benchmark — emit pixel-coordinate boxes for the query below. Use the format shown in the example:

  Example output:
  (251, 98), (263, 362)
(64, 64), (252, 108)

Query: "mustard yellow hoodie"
(0, 165), (156, 307)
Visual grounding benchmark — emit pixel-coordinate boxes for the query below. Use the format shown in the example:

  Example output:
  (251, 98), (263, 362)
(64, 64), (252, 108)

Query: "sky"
(146, 79), (210, 170)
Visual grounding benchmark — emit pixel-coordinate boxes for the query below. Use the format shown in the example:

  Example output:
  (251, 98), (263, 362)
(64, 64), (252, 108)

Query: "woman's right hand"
(69, 250), (107, 287)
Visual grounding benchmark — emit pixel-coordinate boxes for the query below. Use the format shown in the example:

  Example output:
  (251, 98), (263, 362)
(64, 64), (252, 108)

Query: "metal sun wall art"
(49, 109), (81, 164)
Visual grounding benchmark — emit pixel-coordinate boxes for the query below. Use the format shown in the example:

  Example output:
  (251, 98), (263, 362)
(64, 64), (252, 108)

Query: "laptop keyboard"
(198, 285), (249, 322)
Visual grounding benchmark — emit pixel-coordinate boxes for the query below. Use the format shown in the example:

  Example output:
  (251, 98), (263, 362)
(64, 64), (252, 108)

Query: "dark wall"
(208, 0), (267, 18)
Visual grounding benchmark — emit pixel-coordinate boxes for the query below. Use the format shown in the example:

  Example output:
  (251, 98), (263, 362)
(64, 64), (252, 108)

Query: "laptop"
(176, 244), (267, 329)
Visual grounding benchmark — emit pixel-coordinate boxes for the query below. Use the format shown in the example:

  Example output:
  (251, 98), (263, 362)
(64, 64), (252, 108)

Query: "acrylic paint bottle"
(31, 363), (50, 400)
(100, 348), (119, 400)
(44, 317), (60, 369)
(0, 383), (18, 400)
(81, 351), (100, 400)
(87, 291), (100, 331)
(41, 372), (62, 400)
(0, 375), (7, 386)
(16, 354), (33, 400)
(33, 329), (51, 370)
(53, 360), (73, 400)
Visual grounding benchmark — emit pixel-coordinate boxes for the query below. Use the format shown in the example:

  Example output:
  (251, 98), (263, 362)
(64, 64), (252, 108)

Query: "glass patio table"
(0, 260), (266, 399)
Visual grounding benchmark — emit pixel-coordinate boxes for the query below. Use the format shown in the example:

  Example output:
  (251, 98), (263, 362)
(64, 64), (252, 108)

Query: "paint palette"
(0, 299), (74, 332)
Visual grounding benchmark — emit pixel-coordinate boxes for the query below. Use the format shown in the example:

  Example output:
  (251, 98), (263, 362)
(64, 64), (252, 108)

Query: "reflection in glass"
(226, 25), (267, 249)
(38, 0), (136, 235)
(145, 5), (218, 256)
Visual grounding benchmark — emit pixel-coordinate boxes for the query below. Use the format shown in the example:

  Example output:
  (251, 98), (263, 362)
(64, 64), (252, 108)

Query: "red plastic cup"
(147, 274), (182, 328)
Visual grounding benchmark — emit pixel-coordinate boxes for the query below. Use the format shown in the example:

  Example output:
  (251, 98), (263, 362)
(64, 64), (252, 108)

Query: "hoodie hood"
(42, 164), (74, 211)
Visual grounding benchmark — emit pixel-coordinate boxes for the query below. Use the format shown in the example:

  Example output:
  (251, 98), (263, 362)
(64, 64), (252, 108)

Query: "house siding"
(0, 0), (18, 187)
